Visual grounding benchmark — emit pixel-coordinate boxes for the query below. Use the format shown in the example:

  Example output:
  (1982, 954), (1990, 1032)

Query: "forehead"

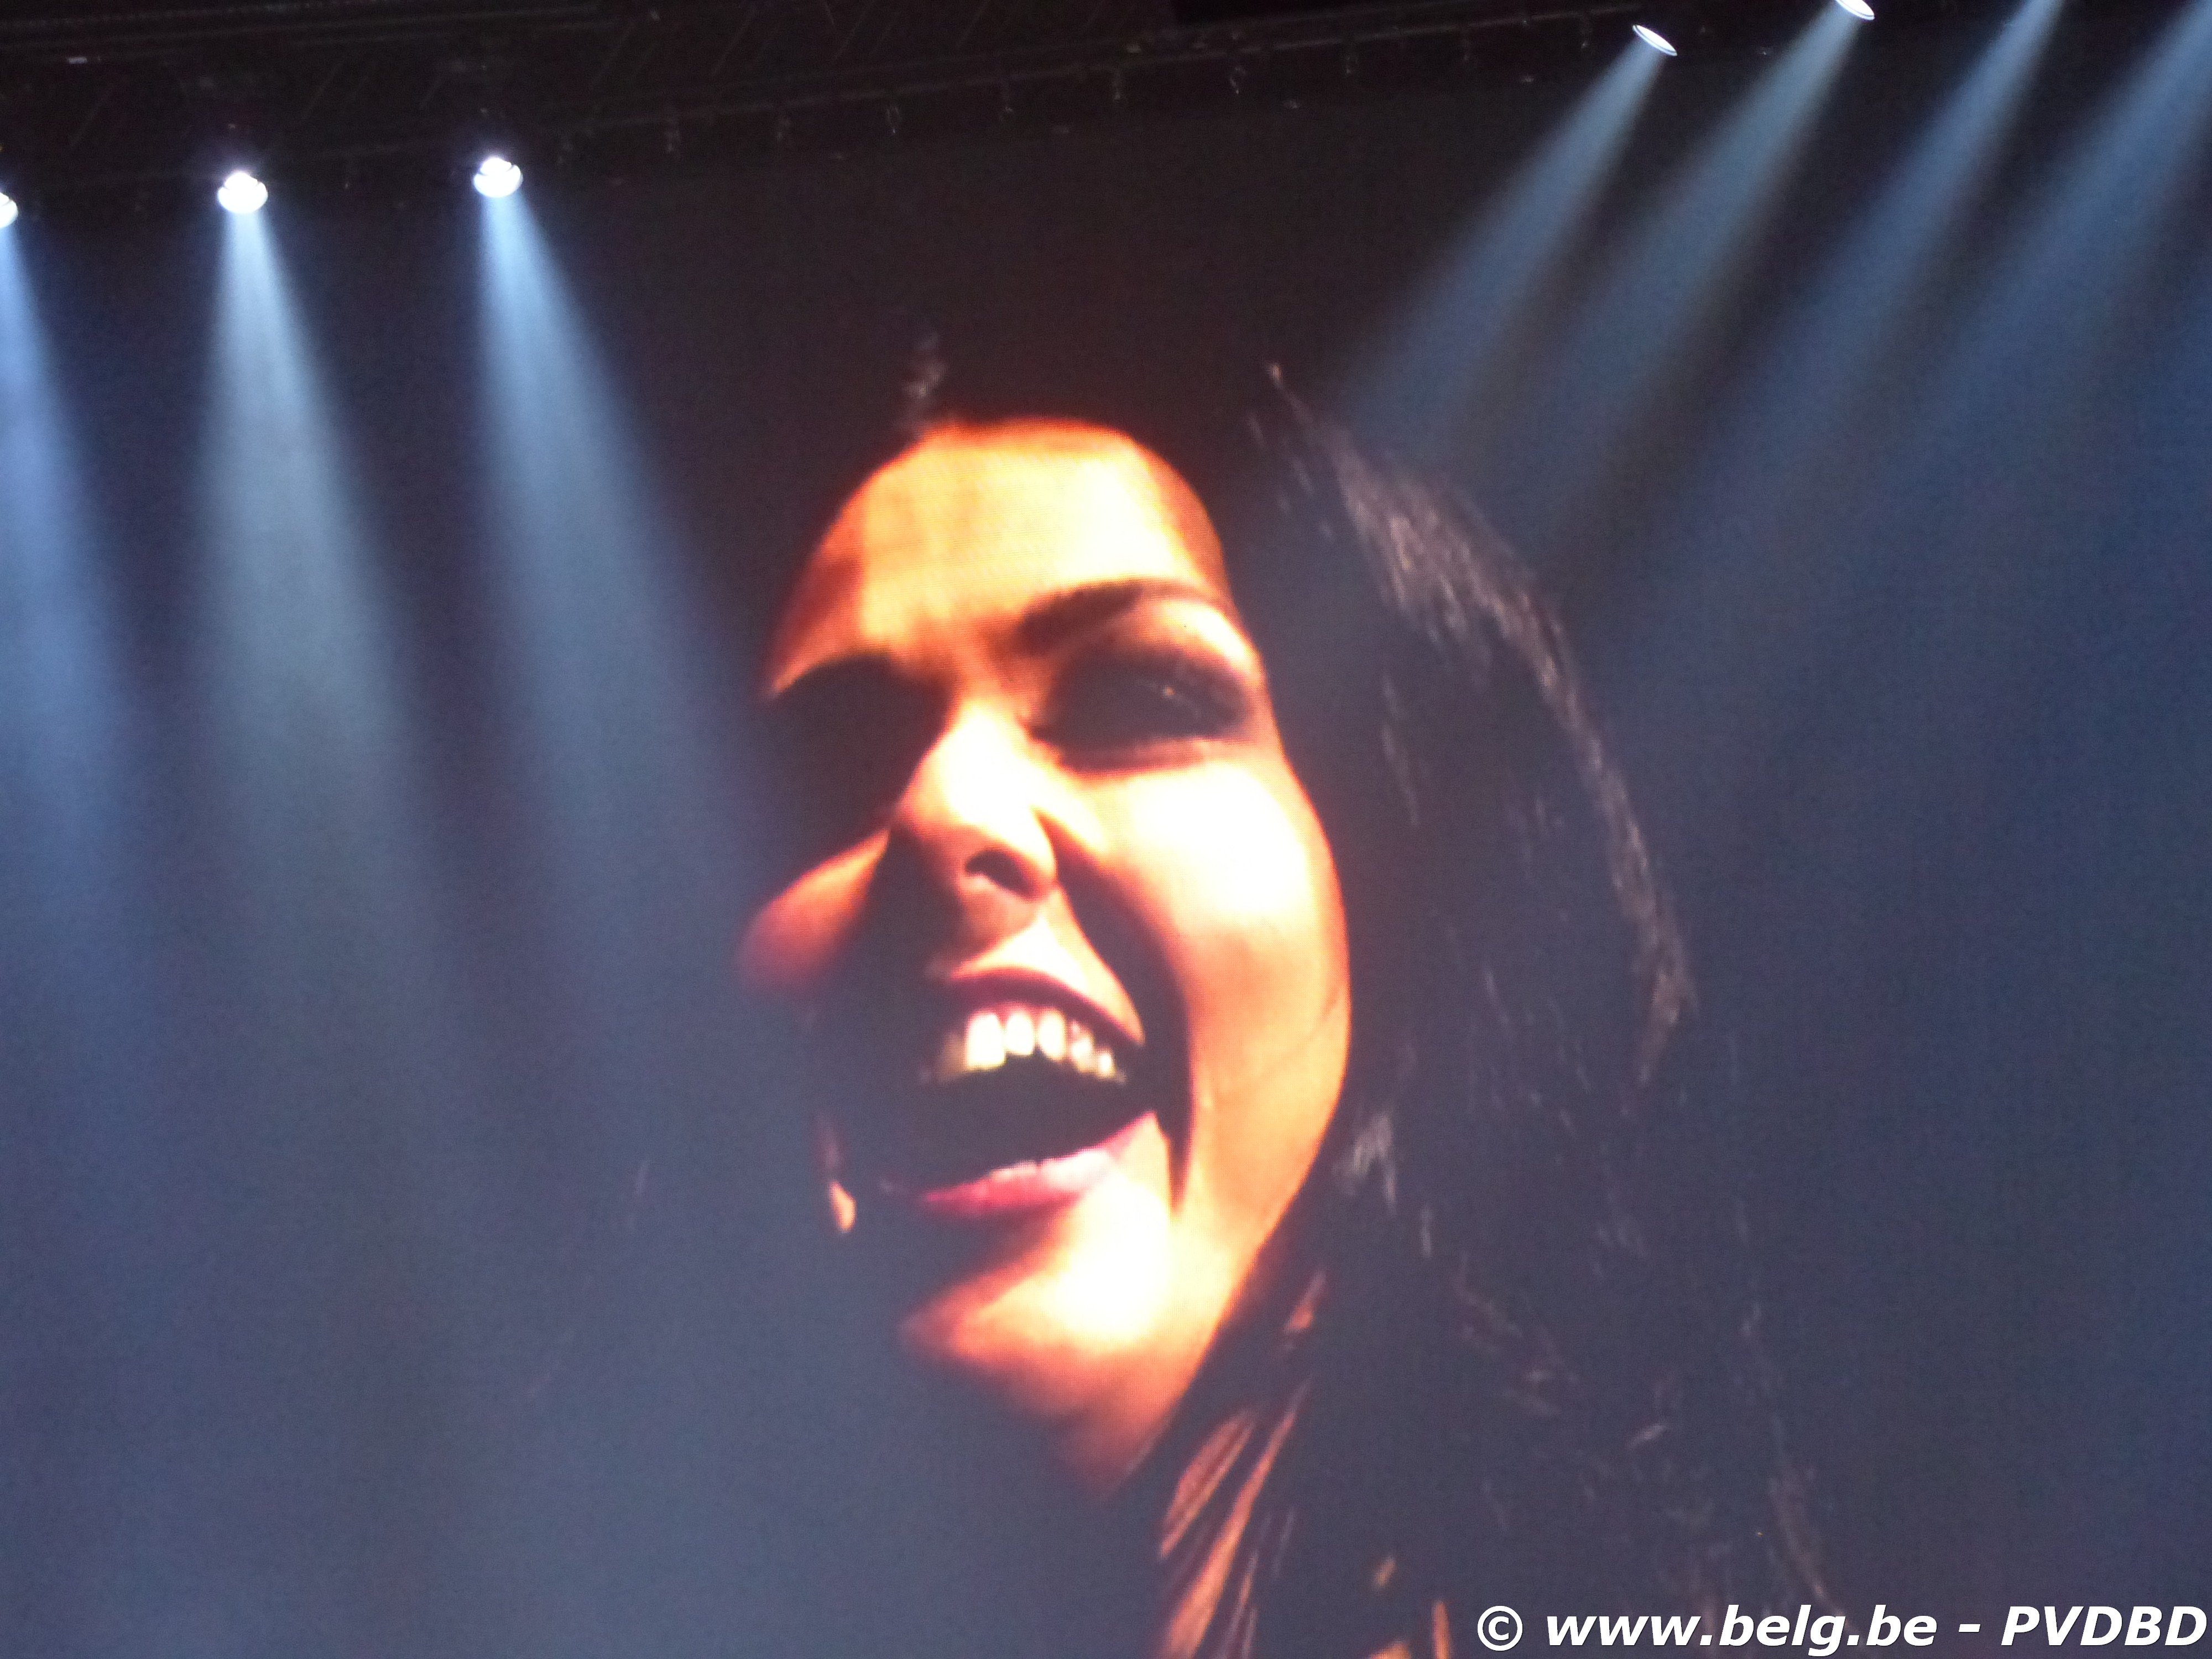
(767, 422), (1231, 688)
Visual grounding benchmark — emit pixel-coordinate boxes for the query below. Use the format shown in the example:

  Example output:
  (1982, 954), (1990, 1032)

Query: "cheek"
(1110, 762), (1349, 1108)
(735, 835), (884, 1000)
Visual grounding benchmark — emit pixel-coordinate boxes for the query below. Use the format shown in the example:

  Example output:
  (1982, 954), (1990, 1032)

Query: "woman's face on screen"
(738, 420), (1350, 1485)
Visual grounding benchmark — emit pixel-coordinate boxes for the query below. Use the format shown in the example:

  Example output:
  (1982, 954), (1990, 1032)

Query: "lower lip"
(895, 1115), (1151, 1223)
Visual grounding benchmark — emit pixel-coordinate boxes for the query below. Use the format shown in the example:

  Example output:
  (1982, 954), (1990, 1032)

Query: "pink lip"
(892, 1114), (1152, 1223)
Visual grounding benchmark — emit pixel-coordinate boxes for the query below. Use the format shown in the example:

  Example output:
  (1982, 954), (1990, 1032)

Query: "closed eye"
(761, 657), (944, 866)
(1040, 646), (1254, 759)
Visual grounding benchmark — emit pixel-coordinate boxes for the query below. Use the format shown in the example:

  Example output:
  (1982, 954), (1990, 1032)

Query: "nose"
(885, 708), (1058, 940)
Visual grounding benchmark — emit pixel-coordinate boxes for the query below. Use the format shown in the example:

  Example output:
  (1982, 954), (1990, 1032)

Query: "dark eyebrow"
(1014, 578), (1235, 653)
(766, 650), (907, 711)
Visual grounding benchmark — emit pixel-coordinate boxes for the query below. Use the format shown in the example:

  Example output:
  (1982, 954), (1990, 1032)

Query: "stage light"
(0, 192), (17, 229)
(1496, 2), (1861, 544)
(217, 171), (268, 215)
(473, 155), (523, 199)
(1837, 0), (1875, 18)
(1634, 23), (1679, 56)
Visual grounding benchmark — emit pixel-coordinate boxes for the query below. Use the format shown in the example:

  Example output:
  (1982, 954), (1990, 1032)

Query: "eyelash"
(1040, 650), (1250, 756)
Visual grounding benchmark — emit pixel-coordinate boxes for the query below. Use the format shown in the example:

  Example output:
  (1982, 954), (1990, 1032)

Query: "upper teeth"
(928, 1007), (1125, 1084)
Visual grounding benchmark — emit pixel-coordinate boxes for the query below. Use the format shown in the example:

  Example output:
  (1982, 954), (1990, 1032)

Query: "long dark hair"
(1144, 384), (1829, 1657)
(735, 356), (1826, 1658)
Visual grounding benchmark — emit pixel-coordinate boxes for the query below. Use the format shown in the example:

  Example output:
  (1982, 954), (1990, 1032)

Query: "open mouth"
(834, 997), (1154, 1214)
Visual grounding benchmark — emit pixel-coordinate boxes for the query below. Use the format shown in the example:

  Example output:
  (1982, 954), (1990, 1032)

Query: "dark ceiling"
(0, 0), (2048, 216)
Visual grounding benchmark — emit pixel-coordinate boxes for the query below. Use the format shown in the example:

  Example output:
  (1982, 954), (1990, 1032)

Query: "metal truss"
(0, 0), (1989, 212)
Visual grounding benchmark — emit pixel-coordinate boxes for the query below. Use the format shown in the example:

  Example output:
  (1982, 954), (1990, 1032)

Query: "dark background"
(4, 3), (2208, 1652)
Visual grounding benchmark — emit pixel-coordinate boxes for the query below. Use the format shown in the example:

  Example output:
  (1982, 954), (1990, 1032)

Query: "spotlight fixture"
(0, 191), (17, 229)
(216, 170), (268, 214)
(1633, 22), (1679, 55)
(1835, 0), (1875, 16)
(473, 154), (523, 198)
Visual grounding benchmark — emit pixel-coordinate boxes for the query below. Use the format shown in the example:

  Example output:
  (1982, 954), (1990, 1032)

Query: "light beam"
(194, 202), (445, 1064)
(1608, 0), (2073, 868)
(1621, 0), (2212, 915)
(1494, 4), (1862, 547)
(1346, 40), (1663, 465)
(1827, 0), (2212, 611)
(1669, 0), (2071, 582)
(1, 210), (144, 1061)
(1934, 0), (2212, 421)
(474, 187), (744, 1063)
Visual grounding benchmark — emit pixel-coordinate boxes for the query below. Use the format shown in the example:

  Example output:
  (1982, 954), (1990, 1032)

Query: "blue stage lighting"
(474, 155), (523, 199)
(0, 192), (17, 229)
(217, 171), (268, 215)
(1634, 24), (1679, 56)
(1837, 0), (1875, 18)
(1347, 36), (1663, 465)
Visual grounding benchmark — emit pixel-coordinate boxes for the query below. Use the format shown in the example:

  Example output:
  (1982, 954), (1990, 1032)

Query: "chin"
(889, 1139), (1224, 1485)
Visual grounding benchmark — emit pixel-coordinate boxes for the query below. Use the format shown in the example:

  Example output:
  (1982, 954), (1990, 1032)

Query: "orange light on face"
(738, 421), (1351, 1487)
